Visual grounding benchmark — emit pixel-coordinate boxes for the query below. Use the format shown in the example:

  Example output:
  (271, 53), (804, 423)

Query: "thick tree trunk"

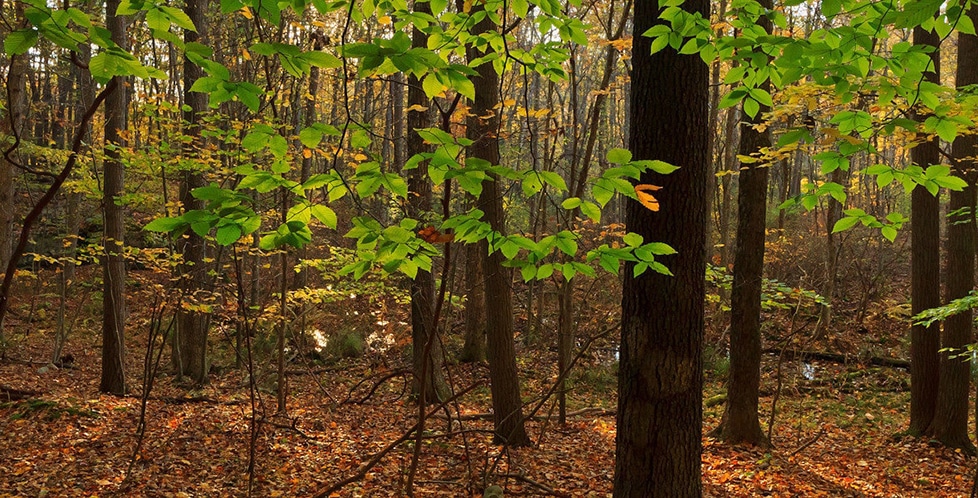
(174, 0), (211, 384)
(466, 2), (530, 447)
(99, 0), (129, 395)
(908, 25), (941, 436)
(927, 16), (978, 453)
(614, 0), (709, 495)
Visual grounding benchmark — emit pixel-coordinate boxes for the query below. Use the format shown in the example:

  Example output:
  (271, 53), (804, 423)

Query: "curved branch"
(0, 79), (117, 328)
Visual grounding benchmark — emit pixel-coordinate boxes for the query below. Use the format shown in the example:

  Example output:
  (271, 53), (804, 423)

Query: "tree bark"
(460, 238), (487, 362)
(927, 13), (978, 453)
(711, 0), (771, 447)
(614, 0), (709, 495)
(908, 25), (941, 436)
(174, 0), (211, 385)
(407, 0), (448, 403)
(0, 2), (29, 342)
(465, 1), (530, 447)
(99, 0), (129, 395)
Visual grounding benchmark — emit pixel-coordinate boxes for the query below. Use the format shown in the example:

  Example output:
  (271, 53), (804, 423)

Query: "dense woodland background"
(2, 0), (978, 495)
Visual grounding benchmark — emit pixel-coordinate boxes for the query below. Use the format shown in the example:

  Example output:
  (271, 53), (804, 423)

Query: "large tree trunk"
(406, 0), (448, 404)
(711, 0), (771, 447)
(614, 0), (709, 495)
(908, 25), (941, 436)
(174, 0), (210, 385)
(99, 0), (129, 395)
(466, 2), (530, 447)
(927, 13), (978, 454)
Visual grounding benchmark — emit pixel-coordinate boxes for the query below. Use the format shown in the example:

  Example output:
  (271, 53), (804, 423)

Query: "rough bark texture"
(927, 15), (978, 453)
(466, 2), (530, 447)
(0, 3), (28, 341)
(908, 25), (941, 436)
(613, 0), (709, 495)
(175, 0), (211, 384)
(405, 0), (448, 403)
(99, 0), (128, 395)
(712, 0), (771, 447)
(460, 239), (487, 362)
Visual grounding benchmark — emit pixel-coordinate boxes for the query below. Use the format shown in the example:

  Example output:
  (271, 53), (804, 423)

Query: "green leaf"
(607, 148), (632, 164)
(4, 29), (38, 55)
(144, 216), (185, 232)
(216, 224), (242, 246)
(580, 201), (601, 222)
(881, 226), (898, 242)
(310, 204), (337, 229)
(561, 197), (582, 210)
(623, 232), (644, 247)
(832, 216), (860, 233)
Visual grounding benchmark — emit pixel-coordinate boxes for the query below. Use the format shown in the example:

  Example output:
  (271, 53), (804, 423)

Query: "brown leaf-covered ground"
(2, 337), (974, 496)
(1, 265), (975, 497)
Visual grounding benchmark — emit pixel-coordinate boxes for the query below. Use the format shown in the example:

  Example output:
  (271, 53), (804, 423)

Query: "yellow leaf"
(634, 184), (662, 212)
(405, 104), (428, 113)
(241, 48), (251, 61)
(302, 148), (312, 159)
(240, 6), (253, 19)
(353, 153), (368, 161)
(378, 15), (392, 25)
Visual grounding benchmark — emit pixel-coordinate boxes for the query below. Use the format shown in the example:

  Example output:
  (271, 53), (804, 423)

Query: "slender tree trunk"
(465, 1), (530, 446)
(819, 167), (844, 332)
(460, 237), (486, 362)
(614, 0), (709, 495)
(407, 0), (447, 402)
(711, 0), (772, 447)
(908, 24), (941, 436)
(0, 3), (29, 343)
(174, 0), (211, 384)
(99, 0), (129, 395)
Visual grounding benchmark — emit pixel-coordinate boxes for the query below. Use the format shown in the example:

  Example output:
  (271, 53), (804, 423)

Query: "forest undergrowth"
(0, 262), (975, 497)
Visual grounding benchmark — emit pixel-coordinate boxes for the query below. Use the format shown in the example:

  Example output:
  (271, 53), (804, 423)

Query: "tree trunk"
(711, 0), (771, 447)
(614, 0), (709, 495)
(466, 1), (530, 447)
(460, 239), (487, 362)
(819, 167), (844, 332)
(99, 0), (129, 395)
(927, 14), (978, 453)
(407, 0), (448, 403)
(0, 3), (29, 342)
(908, 25), (941, 436)
(174, 0), (210, 385)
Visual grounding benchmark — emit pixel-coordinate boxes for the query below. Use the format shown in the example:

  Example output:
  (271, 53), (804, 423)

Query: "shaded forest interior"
(2, 0), (978, 496)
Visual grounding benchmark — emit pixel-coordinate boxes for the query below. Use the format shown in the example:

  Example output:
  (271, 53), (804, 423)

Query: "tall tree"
(99, 0), (129, 395)
(711, 0), (772, 446)
(927, 10), (978, 453)
(614, 0), (709, 495)
(174, 0), (210, 384)
(407, 0), (448, 403)
(0, 2), (29, 343)
(465, 1), (530, 446)
(908, 24), (941, 436)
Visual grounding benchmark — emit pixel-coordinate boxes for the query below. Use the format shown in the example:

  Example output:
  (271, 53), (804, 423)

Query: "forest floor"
(0, 268), (976, 497)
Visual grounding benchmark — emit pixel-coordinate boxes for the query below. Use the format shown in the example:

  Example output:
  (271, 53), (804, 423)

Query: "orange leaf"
(634, 184), (663, 212)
